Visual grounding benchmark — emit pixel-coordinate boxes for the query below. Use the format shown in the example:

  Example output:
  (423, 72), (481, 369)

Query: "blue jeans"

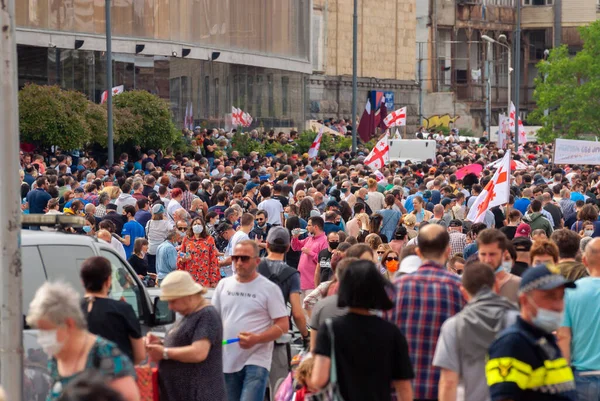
(207, 156), (215, 171)
(575, 371), (600, 401)
(225, 365), (269, 401)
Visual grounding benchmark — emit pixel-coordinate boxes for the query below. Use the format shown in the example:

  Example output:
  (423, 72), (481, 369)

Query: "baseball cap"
(423, 190), (432, 199)
(170, 164), (180, 170)
(106, 203), (118, 211)
(449, 219), (463, 228)
(515, 223), (532, 238)
(74, 187), (84, 193)
(399, 255), (421, 274)
(394, 226), (408, 239)
(152, 204), (165, 215)
(266, 226), (290, 247)
(512, 237), (532, 252)
(441, 198), (452, 207)
(326, 200), (341, 209)
(519, 264), (576, 294)
(245, 182), (259, 191)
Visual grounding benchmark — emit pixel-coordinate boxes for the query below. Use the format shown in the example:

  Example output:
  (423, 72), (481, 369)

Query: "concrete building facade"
(308, 0), (420, 130)
(420, 0), (598, 134)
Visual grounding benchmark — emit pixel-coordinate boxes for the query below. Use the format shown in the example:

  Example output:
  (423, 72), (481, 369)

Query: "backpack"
(257, 259), (299, 305)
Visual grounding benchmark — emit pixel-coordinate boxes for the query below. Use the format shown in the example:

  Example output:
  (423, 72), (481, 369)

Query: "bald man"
(558, 238), (600, 397)
(386, 223), (465, 401)
(97, 229), (112, 244)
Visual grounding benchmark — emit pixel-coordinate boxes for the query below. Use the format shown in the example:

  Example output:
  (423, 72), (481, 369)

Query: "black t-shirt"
(314, 314), (414, 401)
(544, 203), (563, 229)
(318, 249), (334, 283)
(203, 138), (215, 158)
(81, 297), (142, 362)
(273, 195), (289, 209)
(500, 225), (517, 240)
(512, 261), (529, 277)
(128, 254), (148, 276)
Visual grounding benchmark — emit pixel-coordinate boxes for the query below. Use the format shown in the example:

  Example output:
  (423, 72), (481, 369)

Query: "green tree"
(112, 90), (179, 150)
(529, 21), (600, 142)
(19, 84), (91, 150)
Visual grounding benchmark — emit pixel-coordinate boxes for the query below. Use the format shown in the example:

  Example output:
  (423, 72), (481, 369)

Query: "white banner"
(554, 138), (600, 165)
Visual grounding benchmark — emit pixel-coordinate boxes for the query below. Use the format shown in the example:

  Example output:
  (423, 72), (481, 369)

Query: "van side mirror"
(152, 298), (175, 326)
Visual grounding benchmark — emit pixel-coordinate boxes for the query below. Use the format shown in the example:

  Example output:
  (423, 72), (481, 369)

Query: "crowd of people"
(19, 127), (600, 401)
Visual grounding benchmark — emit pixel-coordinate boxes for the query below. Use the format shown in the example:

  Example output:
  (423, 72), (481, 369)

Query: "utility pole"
(106, 0), (114, 165)
(351, 0), (358, 153)
(0, 0), (24, 399)
(514, 0), (521, 150)
(486, 40), (492, 140)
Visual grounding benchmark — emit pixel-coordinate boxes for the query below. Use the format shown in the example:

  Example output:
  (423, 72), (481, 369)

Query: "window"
(247, 76), (254, 115)
(267, 74), (275, 117)
(256, 75), (263, 116)
(41, 245), (95, 292)
(523, 0), (553, 5)
(100, 250), (144, 321)
(214, 78), (220, 118)
(282, 76), (289, 115)
(203, 76), (210, 118)
(22, 246), (47, 315)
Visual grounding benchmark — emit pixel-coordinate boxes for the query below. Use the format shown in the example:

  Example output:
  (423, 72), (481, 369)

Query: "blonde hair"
(295, 356), (315, 387)
(403, 214), (417, 228)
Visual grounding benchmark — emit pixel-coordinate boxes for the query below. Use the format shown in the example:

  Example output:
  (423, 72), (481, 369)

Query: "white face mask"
(192, 225), (204, 234)
(37, 329), (65, 356)
(584, 230), (594, 237)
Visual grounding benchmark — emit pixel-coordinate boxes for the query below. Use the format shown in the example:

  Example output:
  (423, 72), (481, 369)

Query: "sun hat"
(399, 255), (421, 274)
(159, 271), (207, 301)
(152, 204), (165, 215)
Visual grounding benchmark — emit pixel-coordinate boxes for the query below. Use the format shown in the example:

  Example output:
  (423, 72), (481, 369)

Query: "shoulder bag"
(306, 319), (345, 401)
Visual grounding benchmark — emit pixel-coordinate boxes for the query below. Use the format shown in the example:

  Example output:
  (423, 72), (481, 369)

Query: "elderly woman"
(26, 282), (139, 401)
(146, 270), (226, 401)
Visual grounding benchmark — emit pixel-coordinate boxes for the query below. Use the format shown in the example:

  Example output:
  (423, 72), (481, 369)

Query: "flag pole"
(351, 0), (358, 153)
(106, 0), (114, 165)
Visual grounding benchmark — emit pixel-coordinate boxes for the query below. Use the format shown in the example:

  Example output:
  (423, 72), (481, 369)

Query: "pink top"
(291, 232), (328, 291)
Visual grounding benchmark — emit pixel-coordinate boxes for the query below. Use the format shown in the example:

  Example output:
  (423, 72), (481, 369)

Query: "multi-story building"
(308, 0), (420, 129)
(420, 0), (597, 133)
(15, 0), (311, 130)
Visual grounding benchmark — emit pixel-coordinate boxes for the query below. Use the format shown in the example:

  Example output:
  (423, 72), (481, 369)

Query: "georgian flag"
(467, 150), (511, 223)
(363, 132), (390, 170)
(383, 107), (407, 128)
(308, 128), (324, 159)
(100, 85), (124, 104)
(509, 102), (527, 145)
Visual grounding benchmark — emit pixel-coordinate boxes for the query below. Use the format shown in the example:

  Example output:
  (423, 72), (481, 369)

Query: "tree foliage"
(19, 84), (91, 150)
(529, 21), (600, 142)
(112, 90), (179, 150)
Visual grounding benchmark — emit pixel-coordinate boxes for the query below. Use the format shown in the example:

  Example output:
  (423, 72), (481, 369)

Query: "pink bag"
(274, 372), (295, 401)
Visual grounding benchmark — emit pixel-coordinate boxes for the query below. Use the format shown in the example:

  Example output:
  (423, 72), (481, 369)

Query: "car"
(21, 215), (175, 401)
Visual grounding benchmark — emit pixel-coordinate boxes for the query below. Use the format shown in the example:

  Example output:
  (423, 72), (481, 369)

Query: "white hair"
(26, 281), (86, 329)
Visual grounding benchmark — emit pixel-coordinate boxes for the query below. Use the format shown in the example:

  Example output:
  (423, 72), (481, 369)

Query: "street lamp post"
(106, 0), (114, 166)
(482, 34), (512, 139)
(351, 0), (358, 153)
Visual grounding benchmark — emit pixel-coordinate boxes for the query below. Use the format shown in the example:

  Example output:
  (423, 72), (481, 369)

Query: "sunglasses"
(231, 255), (252, 263)
(386, 257), (399, 261)
(377, 251), (385, 255)
(177, 227), (187, 231)
(256, 219), (265, 222)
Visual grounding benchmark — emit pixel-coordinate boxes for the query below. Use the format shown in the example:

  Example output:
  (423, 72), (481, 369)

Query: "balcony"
(456, 1), (516, 30)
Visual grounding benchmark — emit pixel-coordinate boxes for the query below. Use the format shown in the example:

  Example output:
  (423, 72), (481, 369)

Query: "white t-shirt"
(227, 230), (250, 273)
(145, 219), (174, 255)
(166, 199), (182, 223)
(258, 198), (283, 225)
(212, 274), (287, 373)
(366, 190), (385, 213)
(110, 237), (127, 259)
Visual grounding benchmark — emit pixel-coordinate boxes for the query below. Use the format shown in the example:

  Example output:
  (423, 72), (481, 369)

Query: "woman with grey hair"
(26, 282), (139, 401)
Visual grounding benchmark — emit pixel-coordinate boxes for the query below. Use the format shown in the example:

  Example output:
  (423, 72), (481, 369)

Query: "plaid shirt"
(386, 262), (465, 400)
(449, 232), (467, 257)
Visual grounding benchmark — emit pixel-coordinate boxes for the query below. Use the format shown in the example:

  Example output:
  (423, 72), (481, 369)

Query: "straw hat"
(159, 271), (207, 301)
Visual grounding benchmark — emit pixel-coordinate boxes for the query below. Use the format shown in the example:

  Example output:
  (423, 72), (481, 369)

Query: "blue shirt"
(156, 241), (177, 280)
(26, 188), (51, 214)
(570, 192), (585, 202)
(134, 210), (152, 230)
(378, 208), (401, 242)
(122, 220), (145, 259)
(513, 197), (531, 215)
(563, 277), (600, 371)
(404, 192), (423, 213)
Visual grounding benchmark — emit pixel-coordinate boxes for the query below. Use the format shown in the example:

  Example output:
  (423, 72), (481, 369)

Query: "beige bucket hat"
(159, 270), (207, 301)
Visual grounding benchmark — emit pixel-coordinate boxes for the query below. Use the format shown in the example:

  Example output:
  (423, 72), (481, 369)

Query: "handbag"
(135, 365), (159, 401)
(306, 319), (345, 401)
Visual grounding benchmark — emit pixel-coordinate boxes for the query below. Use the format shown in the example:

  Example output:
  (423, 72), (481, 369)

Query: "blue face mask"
(284, 213), (289, 219)
(365, 195), (369, 201)
(529, 297), (564, 333)
(497, 261), (512, 275)
(82, 225), (92, 233)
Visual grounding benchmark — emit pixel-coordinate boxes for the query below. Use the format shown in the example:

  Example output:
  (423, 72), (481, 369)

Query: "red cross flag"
(241, 111), (253, 127)
(308, 128), (324, 159)
(100, 85), (124, 104)
(383, 107), (407, 128)
(467, 150), (511, 223)
(363, 132), (390, 170)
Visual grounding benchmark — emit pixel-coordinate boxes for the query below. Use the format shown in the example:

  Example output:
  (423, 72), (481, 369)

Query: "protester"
(26, 282), (139, 401)
(312, 259), (414, 401)
(386, 224), (464, 400)
(433, 261), (518, 401)
(80, 257), (145, 364)
(177, 217), (220, 287)
(212, 240), (289, 401)
(558, 238), (600, 401)
(291, 216), (328, 302)
(147, 270), (227, 401)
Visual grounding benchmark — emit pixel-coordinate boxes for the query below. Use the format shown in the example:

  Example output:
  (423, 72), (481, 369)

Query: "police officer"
(486, 264), (577, 401)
